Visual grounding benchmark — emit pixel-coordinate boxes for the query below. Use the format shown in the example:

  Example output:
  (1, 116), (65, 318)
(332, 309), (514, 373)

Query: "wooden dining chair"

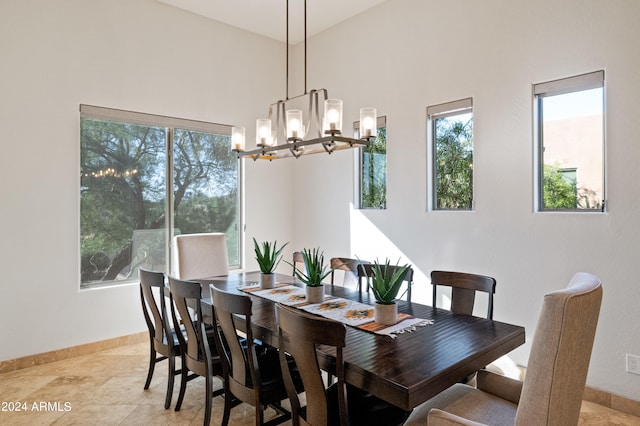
(172, 232), (229, 280)
(292, 251), (304, 277)
(357, 263), (415, 302)
(276, 303), (410, 426)
(430, 270), (497, 319)
(210, 286), (297, 426)
(168, 276), (224, 426)
(139, 268), (182, 409)
(329, 257), (369, 288)
(404, 272), (602, 426)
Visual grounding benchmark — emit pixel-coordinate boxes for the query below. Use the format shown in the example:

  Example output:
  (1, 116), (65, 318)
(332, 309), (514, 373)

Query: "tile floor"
(0, 342), (638, 425)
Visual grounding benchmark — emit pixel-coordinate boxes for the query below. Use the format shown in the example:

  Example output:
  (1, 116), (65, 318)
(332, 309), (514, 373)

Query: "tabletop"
(198, 271), (525, 411)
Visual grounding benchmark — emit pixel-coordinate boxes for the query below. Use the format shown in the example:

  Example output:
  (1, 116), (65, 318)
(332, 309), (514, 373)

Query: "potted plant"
(254, 238), (288, 289)
(370, 259), (411, 325)
(290, 247), (334, 303)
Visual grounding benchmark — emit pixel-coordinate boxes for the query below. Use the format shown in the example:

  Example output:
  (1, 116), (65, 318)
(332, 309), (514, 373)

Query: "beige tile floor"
(0, 342), (638, 425)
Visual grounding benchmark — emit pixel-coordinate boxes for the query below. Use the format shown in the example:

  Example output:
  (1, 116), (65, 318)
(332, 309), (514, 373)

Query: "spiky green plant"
(253, 238), (288, 274)
(290, 247), (335, 287)
(370, 259), (411, 305)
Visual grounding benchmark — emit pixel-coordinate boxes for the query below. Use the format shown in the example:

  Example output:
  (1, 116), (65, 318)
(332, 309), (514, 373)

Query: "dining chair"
(357, 263), (415, 302)
(329, 257), (369, 288)
(276, 303), (410, 426)
(292, 251), (304, 277)
(210, 286), (297, 426)
(139, 268), (182, 409)
(172, 232), (229, 280)
(404, 272), (603, 426)
(431, 270), (497, 384)
(168, 276), (224, 426)
(430, 270), (497, 319)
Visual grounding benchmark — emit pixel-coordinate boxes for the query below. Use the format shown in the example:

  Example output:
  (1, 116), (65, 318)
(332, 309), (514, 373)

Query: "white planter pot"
(305, 285), (325, 304)
(260, 273), (276, 289)
(374, 302), (397, 325)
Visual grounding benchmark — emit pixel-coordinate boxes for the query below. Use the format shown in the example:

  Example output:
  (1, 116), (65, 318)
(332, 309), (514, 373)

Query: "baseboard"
(0, 332), (147, 375)
(583, 385), (640, 417)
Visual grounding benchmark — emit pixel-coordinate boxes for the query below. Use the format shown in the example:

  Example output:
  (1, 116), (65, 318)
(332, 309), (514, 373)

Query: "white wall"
(0, 0), (293, 360)
(291, 0), (640, 401)
(2, 0), (639, 404)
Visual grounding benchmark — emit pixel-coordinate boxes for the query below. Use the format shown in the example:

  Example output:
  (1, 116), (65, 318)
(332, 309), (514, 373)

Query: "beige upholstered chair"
(404, 272), (603, 426)
(172, 232), (229, 280)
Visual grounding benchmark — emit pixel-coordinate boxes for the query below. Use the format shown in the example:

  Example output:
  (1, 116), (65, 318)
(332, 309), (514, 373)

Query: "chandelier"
(231, 0), (377, 161)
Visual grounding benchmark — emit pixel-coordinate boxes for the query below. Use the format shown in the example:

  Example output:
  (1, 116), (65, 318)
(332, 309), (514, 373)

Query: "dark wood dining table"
(197, 271), (525, 411)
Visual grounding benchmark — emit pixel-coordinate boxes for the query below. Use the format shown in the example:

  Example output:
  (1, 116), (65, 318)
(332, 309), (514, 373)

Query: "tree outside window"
(360, 127), (387, 209)
(80, 106), (240, 287)
(429, 98), (474, 210)
(356, 116), (387, 209)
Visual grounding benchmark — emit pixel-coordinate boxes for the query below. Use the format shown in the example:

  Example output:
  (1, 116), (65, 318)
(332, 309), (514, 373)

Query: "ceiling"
(156, 0), (387, 44)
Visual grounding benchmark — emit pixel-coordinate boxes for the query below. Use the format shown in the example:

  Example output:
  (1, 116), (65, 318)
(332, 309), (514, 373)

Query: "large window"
(428, 98), (473, 210)
(357, 116), (387, 209)
(534, 71), (605, 211)
(80, 105), (241, 287)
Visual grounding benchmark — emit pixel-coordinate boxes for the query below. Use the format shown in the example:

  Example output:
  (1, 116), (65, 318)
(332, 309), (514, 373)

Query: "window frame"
(427, 98), (474, 211)
(79, 104), (243, 288)
(533, 70), (605, 213)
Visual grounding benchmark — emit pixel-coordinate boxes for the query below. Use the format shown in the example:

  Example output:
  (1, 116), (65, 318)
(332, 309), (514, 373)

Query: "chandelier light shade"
(256, 118), (272, 147)
(231, 0), (376, 161)
(231, 126), (245, 151)
(360, 107), (378, 138)
(323, 99), (343, 134)
(286, 109), (304, 140)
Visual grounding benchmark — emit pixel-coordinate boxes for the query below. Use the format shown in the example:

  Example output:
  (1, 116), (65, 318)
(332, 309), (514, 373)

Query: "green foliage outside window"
(542, 164), (578, 209)
(360, 127), (387, 209)
(434, 114), (473, 209)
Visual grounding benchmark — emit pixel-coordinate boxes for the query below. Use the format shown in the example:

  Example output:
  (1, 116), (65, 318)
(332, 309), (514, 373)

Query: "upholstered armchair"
(405, 272), (603, 426)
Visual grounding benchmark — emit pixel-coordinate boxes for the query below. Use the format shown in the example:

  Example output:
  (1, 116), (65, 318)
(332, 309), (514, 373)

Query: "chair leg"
(174, 357), (188, 411)
(144, 340), (155, 389)
(203, 374), (213, 426)
(221, 382), (232, 426)
(164, 355), (175, 409)
(255, 404), (263, 426)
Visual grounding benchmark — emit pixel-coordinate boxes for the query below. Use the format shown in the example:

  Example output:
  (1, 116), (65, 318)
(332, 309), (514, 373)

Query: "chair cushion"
(404, 383), (517, 425)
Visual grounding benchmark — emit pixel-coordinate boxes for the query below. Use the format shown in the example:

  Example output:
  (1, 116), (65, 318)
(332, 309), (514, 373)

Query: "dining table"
(197, 271), (525, 412)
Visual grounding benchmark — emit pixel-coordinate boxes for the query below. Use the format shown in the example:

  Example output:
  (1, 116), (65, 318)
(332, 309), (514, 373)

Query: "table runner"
(240, 283), (433, 338)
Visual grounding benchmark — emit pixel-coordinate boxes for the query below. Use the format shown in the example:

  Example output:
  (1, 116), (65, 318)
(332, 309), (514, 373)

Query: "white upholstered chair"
(172, 233), (229, 280)
(404, 272), (603, 426)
